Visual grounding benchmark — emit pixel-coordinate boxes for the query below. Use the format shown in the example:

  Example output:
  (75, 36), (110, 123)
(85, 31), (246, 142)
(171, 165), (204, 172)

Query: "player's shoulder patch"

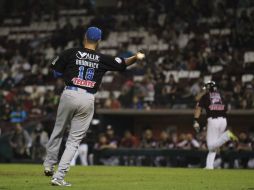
(115, 57), (122, 64)
(51, 56), (59, 65)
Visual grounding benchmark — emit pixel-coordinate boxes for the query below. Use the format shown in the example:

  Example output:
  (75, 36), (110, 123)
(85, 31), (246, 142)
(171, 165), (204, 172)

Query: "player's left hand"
(193, 119), (200, 133)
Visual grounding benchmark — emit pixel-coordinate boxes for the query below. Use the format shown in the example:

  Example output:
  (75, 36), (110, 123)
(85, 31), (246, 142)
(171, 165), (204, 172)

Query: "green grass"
(0, 164), (253, 190)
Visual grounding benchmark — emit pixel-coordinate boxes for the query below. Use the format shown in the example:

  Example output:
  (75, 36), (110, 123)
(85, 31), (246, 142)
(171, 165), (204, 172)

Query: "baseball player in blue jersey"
(43, 27), (145, 186)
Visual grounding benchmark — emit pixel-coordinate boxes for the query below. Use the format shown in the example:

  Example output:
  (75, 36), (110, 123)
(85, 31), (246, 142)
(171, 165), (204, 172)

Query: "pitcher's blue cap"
(85, 27), (102, 41)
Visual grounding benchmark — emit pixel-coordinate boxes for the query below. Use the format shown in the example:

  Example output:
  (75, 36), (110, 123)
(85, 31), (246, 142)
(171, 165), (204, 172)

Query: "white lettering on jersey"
(76, 59), (99, 69)
(76, 51), (100, 62)
(75, 59), (99, 69)
(209, 92), (222, 104)
(209, 92), (225, 111)
(78, 51), (87, 58)
(115, 57), (122, 64)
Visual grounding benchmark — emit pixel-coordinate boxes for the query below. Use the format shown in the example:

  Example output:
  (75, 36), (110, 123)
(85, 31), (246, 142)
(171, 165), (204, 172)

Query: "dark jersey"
(51, 47), (127, 94)
(197, 91), (227, 118)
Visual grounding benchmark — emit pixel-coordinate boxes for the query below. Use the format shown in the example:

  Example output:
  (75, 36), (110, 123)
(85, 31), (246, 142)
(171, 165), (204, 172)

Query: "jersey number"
(78, 66), (94, 80)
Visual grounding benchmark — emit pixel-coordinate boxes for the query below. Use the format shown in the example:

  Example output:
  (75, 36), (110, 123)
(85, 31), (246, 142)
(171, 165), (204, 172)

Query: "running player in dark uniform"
(43, 27), (146, 186)
(193, 81), (238, 169)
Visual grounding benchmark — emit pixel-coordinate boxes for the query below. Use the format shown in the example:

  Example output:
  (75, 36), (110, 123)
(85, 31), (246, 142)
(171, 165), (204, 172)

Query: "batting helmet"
(203, 81), (217, 92)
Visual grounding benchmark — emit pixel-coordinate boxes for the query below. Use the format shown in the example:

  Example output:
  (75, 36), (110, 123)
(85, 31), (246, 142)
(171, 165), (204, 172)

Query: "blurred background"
(0, 0), (254, 168)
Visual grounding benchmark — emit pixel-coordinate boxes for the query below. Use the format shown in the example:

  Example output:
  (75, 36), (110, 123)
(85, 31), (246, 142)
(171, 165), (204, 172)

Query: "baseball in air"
(137, 52), (145, 60)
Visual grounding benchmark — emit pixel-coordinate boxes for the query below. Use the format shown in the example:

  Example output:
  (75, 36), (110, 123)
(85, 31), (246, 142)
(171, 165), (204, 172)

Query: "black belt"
(208, 116), (226, 119)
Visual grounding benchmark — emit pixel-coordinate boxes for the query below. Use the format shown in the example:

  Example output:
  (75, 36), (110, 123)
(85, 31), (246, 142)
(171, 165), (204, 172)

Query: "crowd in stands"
(1, 0), (254, 123)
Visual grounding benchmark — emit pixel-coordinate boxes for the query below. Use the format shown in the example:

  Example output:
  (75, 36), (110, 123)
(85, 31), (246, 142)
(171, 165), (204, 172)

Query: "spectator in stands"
(233, 81), (243, 108)
(241, 83), (254, 109)
(157, 131), (170, 148)
(120, 130), (139, 148)
(176, 133), (200, 167)
(189, 79), (202, 97)
(143, 76), (155, 108)
(1, 72), (15, 90)
(74, 19), (86, 44)
(105, 125), (119, 146)
(118, 80), (134, 108)
(31, 123), (49, 161)
(155, 131), (171, 166)
(140, 129), (157, 149)
(195, 130), (207, 150)
(9, 123), (31, 159)
(120, 130), (139, 165)
(94, 133), (116, 150)
(235, 132), (252, 168)
(111, 96), (122, 109)
(44, 90), (59, 108)
(29, 86), (43, 105)
(177, 133), (200, 150)
(44, 43), (55, 61)
(132, 81), (147, 109)
(93, 133), (119, 166)
(138, 129), (157, 166)
(162, 74), (177, 107)
(104, 93), (121, 109)
(61, 18), (74, 46)
(154, 77), (166, 106)
(168, 132), (179, 149)
(118, 43), (133, 58)
(1, 105), (11, 122)
(220, 140), (236, 168)
(131, 95), (144, 109)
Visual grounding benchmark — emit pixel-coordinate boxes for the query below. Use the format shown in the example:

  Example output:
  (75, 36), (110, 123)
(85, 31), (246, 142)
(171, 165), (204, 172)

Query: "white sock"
(206, 151), (216, 169)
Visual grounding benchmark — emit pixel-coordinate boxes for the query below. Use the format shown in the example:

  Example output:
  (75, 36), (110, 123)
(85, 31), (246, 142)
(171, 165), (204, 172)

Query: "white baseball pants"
(206, 117), (230, 169)
(44, 88), (94, 179)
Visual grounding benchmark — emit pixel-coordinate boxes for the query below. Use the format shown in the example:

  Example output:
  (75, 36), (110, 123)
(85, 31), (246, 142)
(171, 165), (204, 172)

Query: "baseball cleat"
(204, 167), (214, 170)
(51, 178), (72, 187)
(44, 168), (54, 177)
(227, 131), (238, 142)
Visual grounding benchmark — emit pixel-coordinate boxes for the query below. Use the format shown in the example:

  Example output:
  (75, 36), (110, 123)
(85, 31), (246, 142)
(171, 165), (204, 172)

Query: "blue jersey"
(51, 47), (126, 94)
